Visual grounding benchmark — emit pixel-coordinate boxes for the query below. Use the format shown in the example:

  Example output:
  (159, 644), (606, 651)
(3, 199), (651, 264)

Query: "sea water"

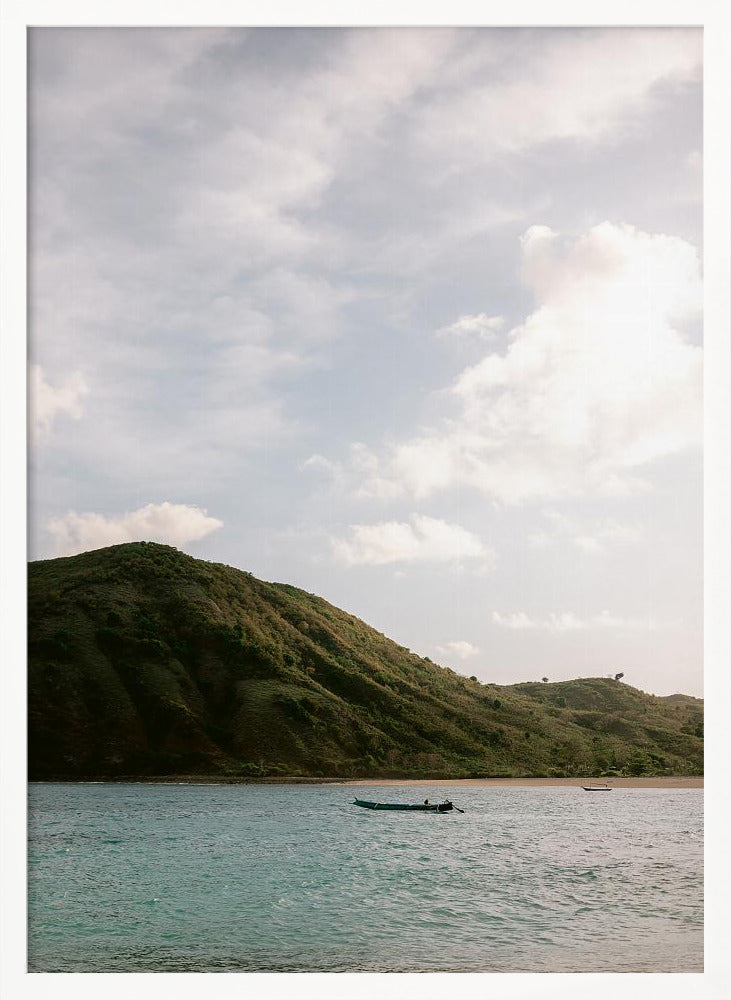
(27, 782), (703, 973)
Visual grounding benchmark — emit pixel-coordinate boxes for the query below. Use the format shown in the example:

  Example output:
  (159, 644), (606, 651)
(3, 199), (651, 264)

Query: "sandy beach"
(92, 774), (703, 788)
(337, 776), (703, 789)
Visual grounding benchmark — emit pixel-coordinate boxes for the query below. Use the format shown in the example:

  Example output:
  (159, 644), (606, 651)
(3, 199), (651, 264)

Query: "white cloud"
(301, 444), (406, 501)
(45, 501), (223, 556)
(379, 222), (701, 503)
(349, 443), (405, 501)
(29, 29), (460, 488)
(491, 611), (539, 630)
(436, 313), (504, 340)
(30, 364), (88, 442)
(435, 639), (480, 661)
(528, 511), (642, 554)
(330, 514), (491, 567)
(492, 610), (658, 632)
(301, 453), (339, 477)
(175, 28), (457, 265)
(30, 30), (702, 503)
(417, 29), (701, 161)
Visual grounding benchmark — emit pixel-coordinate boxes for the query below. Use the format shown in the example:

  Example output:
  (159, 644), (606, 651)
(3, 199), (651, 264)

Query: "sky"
(27, 26), (705, 697)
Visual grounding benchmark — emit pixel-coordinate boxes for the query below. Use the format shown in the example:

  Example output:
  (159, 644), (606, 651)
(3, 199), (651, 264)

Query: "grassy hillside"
(28, 542), (703, 780)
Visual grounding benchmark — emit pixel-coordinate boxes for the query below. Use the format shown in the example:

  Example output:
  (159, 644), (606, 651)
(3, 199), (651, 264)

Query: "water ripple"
(28, 782), (703, 973)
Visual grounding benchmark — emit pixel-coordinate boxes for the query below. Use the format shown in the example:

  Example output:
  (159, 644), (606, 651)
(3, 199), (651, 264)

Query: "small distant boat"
(354, 798), (456, 812)
(581, 784), (612, 791)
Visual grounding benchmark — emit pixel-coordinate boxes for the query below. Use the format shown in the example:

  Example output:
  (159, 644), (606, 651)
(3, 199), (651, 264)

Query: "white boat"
(581, 783), (612, 791)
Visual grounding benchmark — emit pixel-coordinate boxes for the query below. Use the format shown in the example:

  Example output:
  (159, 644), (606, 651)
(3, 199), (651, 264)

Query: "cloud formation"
(45, 501), (223, 556)
(492, 610), (658, 632)
(528, 511), (642, 554)
(385, 222), (702, 503)
(30, 364), (88, 442)
(330, 514), (491, 567)
(435, 640), (480, 661)
(417, 28), (701, 160)
(29, 29), (702, 497)
(436, 313), (504, 340)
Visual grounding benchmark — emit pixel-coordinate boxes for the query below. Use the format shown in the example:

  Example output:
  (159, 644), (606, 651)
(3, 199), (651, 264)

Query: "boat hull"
(354, 798), (453, 812)
(581, 786), (612, 791)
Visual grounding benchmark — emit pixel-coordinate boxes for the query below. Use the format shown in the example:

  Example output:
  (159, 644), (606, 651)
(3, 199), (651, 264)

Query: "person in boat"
(423, 798), (430, 806)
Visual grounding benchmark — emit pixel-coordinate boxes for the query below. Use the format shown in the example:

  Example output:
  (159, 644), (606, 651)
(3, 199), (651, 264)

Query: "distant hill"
(28, 542), (703, 780)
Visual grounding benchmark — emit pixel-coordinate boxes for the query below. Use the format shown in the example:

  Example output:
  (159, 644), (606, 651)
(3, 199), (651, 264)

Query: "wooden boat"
(581, 784), (612, 791)
(354, 798), (454, 812)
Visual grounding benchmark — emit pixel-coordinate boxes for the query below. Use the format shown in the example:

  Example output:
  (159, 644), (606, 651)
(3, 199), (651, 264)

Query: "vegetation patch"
(28, 542), (704, 780)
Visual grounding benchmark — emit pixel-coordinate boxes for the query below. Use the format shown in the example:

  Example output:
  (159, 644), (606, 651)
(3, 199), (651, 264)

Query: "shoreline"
(337, 776), (703, 789)
(31, 775), (703, 789)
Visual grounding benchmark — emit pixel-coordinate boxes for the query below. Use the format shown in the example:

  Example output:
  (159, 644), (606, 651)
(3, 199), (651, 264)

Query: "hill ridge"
(28, 542), (703, 780)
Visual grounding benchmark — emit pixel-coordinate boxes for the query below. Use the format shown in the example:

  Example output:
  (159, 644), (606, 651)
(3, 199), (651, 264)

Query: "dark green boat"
(354, 798), (455, 812)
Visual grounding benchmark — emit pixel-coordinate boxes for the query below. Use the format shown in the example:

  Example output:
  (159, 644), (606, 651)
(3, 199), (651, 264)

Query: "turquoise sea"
(27, 782), (703, 973)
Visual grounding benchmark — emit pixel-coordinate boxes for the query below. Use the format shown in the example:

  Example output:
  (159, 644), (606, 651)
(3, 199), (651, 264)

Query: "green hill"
(28, 542), (703, 780)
